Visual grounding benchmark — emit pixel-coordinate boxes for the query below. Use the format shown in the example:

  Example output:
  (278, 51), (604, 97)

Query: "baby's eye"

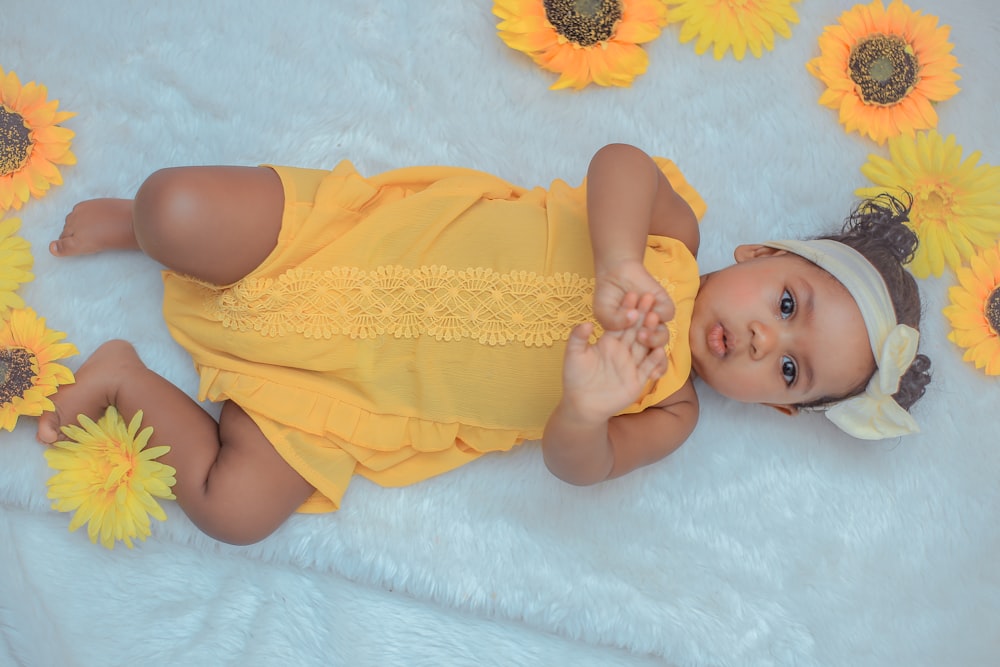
(781, 355), (797, 386)
(779, 289), (795, 319)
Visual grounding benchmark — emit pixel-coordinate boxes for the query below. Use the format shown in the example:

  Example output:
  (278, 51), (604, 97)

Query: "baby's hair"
(800, 192), (932, 411)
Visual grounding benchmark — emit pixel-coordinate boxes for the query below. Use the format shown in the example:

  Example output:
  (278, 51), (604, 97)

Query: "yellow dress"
(162, 158), (705, 512)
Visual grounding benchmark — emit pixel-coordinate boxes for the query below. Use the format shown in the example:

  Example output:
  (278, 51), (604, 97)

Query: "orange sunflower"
(943, 242), (1000, 375)
(0, 307), (77, 431)
(806, 0), (960, 145)
(1, 66), (76, 211)
(493, 0), (668, 90)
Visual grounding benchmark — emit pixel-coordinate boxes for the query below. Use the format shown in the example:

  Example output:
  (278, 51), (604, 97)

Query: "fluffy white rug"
(2, 1), (998, 665)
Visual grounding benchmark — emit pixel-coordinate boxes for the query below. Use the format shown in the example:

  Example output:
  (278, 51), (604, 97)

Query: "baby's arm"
(541, 297), (699, 486)
(586, 143), (700, 344)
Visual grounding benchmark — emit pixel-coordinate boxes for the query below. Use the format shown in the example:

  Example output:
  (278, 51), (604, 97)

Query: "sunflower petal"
(665, 0), (800, 61)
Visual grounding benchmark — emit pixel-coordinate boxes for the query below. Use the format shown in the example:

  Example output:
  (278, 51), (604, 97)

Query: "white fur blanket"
(2, 1), (998, 665)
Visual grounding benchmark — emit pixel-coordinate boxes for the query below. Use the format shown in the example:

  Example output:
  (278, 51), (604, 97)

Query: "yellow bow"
(824, 324), (920, 440)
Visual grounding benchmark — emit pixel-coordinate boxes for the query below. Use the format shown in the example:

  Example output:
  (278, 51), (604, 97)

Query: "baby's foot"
(37, 340), (145, 445)
(50, 199), (139, 257)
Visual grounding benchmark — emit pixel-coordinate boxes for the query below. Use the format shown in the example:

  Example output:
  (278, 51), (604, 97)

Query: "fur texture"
(1, 1), (998, 665)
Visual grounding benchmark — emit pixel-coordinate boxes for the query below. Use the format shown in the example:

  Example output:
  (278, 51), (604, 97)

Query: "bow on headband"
(824, 324), (919, 440)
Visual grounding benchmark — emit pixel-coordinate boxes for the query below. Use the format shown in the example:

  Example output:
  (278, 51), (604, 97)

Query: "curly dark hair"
(798, 192), (932, 412)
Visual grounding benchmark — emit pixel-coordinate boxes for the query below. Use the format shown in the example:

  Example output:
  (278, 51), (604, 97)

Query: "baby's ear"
(733, 244), (787, 263)
(763, 403), (799, 416)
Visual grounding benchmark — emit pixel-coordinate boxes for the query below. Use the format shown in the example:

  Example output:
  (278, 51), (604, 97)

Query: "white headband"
(762, 239), (919, 440)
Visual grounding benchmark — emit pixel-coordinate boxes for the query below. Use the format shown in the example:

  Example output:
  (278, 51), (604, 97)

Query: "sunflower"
(665, 0), (800, 61)
(45, 407), (176, 550)
(493, 0), (668, 90)
(943, 242), (1000, 375)
(1, 66), (76, 212)
(806, 0), (960, 145)
(0, 307), (76, 430)
(856, 130), (1000, 278)
(0, 216), (33, 317)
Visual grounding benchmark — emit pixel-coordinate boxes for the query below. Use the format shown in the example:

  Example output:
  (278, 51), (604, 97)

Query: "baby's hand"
(593, 260), (674, 347)
(561, 302), (669, 419)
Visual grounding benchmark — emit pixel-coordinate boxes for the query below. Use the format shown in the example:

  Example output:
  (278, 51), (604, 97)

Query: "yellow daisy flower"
(45, 407), (177, 550)
(665, 0), (801, 61)
(806, 0), (960, 145)
(856, 130), (1000, 278)
(1, 66), (76, 211)
(943, 242), (1000, 375)
(0, 216), (34, 318)
(493, 0), (668, 90)
(0, 307), (76, 431)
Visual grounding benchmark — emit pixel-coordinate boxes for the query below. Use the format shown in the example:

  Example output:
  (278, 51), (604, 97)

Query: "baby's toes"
(36, 408), (65, 444)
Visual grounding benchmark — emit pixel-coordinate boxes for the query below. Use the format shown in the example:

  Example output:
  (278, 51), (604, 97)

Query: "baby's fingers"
(651, 292), (675, 326)
(637, 346), (668, 381)
(639, 322), (670, 350)
(594, 287), (643, 332)
(630, 296), (668, 349)
(566, 321), (594, 354)
(619, 297), (653, 348)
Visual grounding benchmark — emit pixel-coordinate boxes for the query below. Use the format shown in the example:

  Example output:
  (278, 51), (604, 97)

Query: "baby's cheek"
(727, 281), (760, 303)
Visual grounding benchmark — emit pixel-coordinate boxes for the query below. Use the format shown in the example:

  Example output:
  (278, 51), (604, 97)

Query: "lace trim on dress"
(208, 264), (678, 348)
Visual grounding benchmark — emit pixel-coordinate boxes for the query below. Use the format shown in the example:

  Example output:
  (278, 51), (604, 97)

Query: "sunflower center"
(0, 105), (33, 177)
(912, 181), (956, 226)
(986, 288), (1000, 336)
(0, 347), (37, 406)
(848, 34), (919, 106)
(543, 0), (622, 47)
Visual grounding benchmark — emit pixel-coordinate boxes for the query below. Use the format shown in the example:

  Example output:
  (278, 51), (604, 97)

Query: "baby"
(40, 143), (931, 544)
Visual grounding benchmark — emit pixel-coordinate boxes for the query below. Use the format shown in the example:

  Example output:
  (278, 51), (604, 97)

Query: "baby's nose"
(748, 320), (775, 360)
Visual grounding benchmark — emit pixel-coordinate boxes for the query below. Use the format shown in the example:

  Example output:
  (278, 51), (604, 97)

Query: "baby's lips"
(706, 322), (727, 358)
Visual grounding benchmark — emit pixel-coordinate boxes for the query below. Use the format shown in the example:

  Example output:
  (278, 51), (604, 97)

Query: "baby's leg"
(37, 341), (314, 545)
(52, 166), (285, 285)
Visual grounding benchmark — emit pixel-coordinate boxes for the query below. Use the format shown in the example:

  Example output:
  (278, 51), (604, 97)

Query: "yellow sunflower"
(0, 216), (34, 317)
(1, 66), (76, 212)
(856, 130), (1000, 278)
(665, 0), (801, 61)
(0, 307), (76, 430)
(45, 407), (177, 550)
(493, 0), (668, 90)
(943, 242), (1000, 375)
(806, 0), (960, 145)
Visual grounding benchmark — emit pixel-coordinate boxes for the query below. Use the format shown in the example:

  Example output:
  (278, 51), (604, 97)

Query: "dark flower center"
(0, 106), (32, 177)
(543, 0), (622, 47)
(986, 287), (1000, 335)
(848, 34), (919, 106)
(0, 347), (37, 406)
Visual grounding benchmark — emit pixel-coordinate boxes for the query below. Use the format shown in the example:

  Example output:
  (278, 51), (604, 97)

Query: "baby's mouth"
(707, 322), (728, 358)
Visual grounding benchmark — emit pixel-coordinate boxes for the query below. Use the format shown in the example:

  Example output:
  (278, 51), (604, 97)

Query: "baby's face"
(689, 246), (875, 409)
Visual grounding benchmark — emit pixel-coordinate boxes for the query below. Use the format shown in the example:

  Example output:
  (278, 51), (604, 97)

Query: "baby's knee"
(187, 484), (290, 546)
(132, 168), (202, 253)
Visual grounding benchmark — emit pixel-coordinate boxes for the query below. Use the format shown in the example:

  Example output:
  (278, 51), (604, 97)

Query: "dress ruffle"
(197, 366), (535, 512)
